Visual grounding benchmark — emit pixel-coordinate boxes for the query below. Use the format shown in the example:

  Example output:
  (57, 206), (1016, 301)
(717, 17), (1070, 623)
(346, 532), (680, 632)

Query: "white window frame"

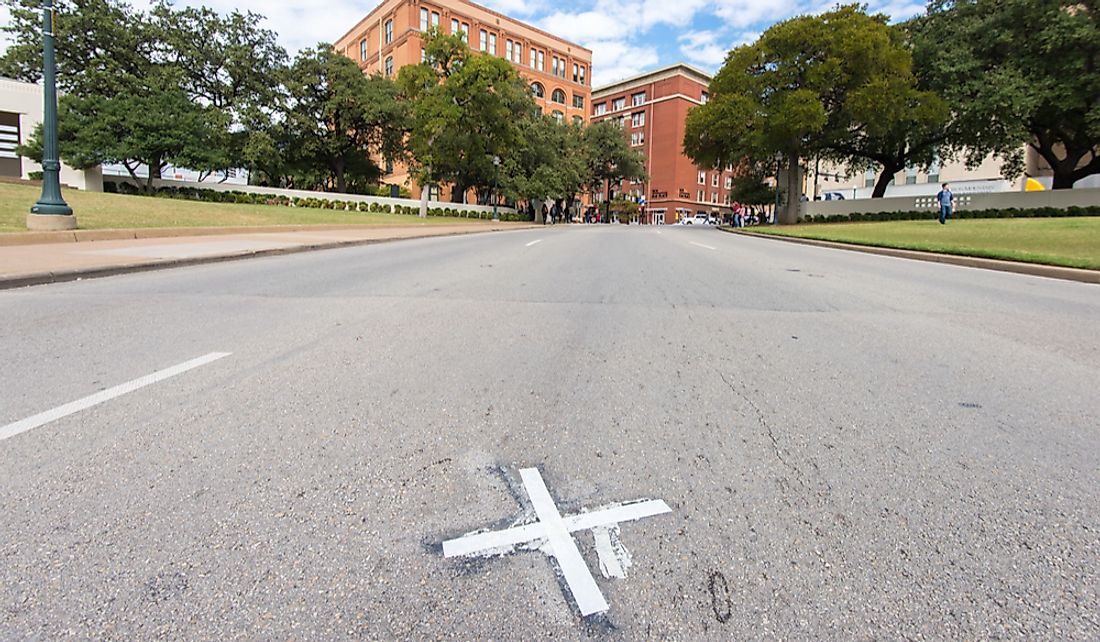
(480, 30), (487, 52)
(420, 8), (428, 31)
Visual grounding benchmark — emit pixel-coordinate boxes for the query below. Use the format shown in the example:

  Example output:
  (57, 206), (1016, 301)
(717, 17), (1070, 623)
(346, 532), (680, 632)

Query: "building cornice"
(592, 63), (712, 98)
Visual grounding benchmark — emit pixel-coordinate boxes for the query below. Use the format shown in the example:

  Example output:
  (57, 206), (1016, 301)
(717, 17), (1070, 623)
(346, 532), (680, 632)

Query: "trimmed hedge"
(799, 205), (1100, 224)
(102, 180), (530, 220)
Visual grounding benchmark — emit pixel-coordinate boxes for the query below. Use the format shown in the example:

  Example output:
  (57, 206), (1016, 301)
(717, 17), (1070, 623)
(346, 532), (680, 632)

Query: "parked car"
(823, 191), (846, 201)
(692, 213), (710, 225)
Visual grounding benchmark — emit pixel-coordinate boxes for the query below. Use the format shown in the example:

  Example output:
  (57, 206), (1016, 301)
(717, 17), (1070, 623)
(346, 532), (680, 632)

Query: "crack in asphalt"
(716, 370), (808, 490)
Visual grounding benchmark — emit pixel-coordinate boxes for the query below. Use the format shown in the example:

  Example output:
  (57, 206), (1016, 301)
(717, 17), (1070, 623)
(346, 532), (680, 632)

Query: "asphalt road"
(1, 225), (1097, 640)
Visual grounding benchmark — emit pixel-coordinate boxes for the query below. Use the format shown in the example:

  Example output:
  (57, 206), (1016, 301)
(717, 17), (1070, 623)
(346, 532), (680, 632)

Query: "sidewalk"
(0, 223), (533, 289)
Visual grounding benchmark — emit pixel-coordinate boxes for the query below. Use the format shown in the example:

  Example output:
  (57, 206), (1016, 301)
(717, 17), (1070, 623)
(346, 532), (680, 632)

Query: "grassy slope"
(748, 218), (1100, 270)
(0, 182), (492, 232)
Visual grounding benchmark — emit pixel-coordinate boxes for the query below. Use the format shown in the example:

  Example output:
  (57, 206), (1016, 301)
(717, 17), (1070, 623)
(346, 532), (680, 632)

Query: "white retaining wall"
(801, 187), (1100, 218)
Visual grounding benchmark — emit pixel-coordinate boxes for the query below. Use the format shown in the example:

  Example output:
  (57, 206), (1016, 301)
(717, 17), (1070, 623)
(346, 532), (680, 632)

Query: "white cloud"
(677, 30), (728, 69)
(588, 39), (660, 86)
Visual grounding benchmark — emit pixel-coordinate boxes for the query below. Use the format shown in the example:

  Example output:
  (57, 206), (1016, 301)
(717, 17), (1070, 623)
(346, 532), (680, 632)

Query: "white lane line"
(690, 241), (717, 251)
(442, 499), (672, 558)
(519, 468), (609, 616)
(0, 352), (231, 442)
(525, 239), (544, 247)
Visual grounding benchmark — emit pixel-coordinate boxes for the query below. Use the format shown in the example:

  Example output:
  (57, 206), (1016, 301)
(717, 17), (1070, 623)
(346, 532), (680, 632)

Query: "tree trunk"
(872, 165), (901, 198)
(532, 198), (544, 224)
(144, 156), (162, 195)
(779, 155), (801, 225)
(334, 158), (347, 194)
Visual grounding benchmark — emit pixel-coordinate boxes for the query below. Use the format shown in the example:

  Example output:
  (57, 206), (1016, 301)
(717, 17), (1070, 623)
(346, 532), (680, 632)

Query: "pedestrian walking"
(936, 183), (954, 224)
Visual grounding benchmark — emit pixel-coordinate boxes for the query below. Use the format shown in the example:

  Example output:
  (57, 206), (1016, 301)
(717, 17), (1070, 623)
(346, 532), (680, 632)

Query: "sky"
(1, 0), (928, 87)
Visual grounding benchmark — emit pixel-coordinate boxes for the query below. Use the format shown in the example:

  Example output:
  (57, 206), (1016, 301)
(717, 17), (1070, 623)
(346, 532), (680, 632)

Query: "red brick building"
(591, 64), (736, 224)
(334, 0), (593, 199)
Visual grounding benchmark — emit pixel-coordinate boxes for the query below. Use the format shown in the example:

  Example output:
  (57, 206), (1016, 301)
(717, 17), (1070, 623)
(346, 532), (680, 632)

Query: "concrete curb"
(0, 225), (537, 290)
(722, 228), (1100, 285)
(0, 222), (521, 246)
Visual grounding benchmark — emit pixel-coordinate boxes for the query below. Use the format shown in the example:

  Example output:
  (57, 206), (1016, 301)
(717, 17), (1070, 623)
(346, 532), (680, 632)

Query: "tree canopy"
(684, 4), (953, 218)
(398, 29), (533, 204)
(911, 0), (1100, 189)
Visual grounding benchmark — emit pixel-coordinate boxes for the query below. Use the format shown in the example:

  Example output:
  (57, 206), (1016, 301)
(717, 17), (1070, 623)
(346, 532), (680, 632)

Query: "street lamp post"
(28, 0), (76, 231)
(491, 155), (500, 222)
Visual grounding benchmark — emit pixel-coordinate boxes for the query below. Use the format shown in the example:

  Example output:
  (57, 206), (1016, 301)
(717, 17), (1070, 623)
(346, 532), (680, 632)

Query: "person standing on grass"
(936, 183), (955, 224)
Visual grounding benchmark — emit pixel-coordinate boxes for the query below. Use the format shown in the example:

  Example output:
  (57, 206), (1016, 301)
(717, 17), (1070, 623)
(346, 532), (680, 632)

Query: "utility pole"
(28, 0), (76, 231)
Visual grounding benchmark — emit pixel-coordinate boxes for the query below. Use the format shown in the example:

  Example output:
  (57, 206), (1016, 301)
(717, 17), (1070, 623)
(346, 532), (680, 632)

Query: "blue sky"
(2, 0), (927, 86)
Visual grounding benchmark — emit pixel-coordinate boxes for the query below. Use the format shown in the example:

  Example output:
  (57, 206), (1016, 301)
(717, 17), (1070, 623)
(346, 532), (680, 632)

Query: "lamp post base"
(27, 212), (77, 230)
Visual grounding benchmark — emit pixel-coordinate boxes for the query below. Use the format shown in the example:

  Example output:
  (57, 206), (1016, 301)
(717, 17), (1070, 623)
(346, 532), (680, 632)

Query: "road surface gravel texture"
(0, 225), (1096, 640)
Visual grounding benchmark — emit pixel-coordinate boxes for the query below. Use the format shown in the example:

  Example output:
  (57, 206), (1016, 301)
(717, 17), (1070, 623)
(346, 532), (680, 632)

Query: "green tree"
(685, 5), (954, 220)
(151, 3), (289, 181)
(912, 0), (1100, 189)
(282, 44), (407, 193)
(582, 120), (648, 211)
(1, 0), (291, 188)
(398, 29), (534, 203)
(501, 116), (586, 222)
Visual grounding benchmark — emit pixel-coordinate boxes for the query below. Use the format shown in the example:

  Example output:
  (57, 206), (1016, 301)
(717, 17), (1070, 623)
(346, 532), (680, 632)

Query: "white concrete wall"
(103, 176), (517, 217)
(801, 187), (1100, 218)
(0, 77), (102, 191)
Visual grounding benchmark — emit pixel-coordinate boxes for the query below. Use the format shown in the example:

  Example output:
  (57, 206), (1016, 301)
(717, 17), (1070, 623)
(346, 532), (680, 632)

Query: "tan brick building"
(334, 0), (593, 199)
(591, 64), (736, 225)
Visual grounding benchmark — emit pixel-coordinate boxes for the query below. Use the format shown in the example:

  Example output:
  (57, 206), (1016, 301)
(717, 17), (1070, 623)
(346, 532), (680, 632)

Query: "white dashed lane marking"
(0, 352), (231, 442)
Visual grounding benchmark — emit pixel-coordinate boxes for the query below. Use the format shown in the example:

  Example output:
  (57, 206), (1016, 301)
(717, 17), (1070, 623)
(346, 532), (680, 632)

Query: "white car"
(691, 214), (709, 225)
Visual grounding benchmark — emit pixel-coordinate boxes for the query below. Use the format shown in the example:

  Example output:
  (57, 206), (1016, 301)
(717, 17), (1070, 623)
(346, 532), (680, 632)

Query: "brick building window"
(593, 102), (606, 116)
(461, 23), (469, 42)
(420, 8), (428, 31)
(385, 56), (393, 76)
(631, 112), (644, 127)
(573, 94), (584, 109)
(573, 63), (579, 82)
(489, 33), (496, 55)
(506, 40), (513, 60)
(725, 176), (732, 189)
(579, 66), (586, 85)
(712, 173), (718, 187)
(530, 48), (536, 68)
(611, 97), (625, 111)
(432, 11), (439, 28)
(698, 171), (706, 184)
(538, 51), (545, 71)
(552, 56), (558, 76)
(451, 18), (459, 35)
(551, 89), (566, 104)
(513, 44), (522, 64)
(531, 82), (544, 99)
(360, 38), (367, 61)
(552, 110), (564, 123)
(632, 91), (646, 106)
(384, 20), (393, 44)
(480, 30), (487, 51)
(697, 190), (705, 201)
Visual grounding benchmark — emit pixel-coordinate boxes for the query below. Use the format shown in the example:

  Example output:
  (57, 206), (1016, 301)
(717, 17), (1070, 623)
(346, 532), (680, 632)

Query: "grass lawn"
(0, 181), (494, 232)
(746, 217), (1100, 270)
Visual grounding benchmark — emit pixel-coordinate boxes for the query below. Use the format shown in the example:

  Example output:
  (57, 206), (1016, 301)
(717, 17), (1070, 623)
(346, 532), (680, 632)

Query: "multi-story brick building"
(591, 64), (737, 225)
(334, 0), (593, 199)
